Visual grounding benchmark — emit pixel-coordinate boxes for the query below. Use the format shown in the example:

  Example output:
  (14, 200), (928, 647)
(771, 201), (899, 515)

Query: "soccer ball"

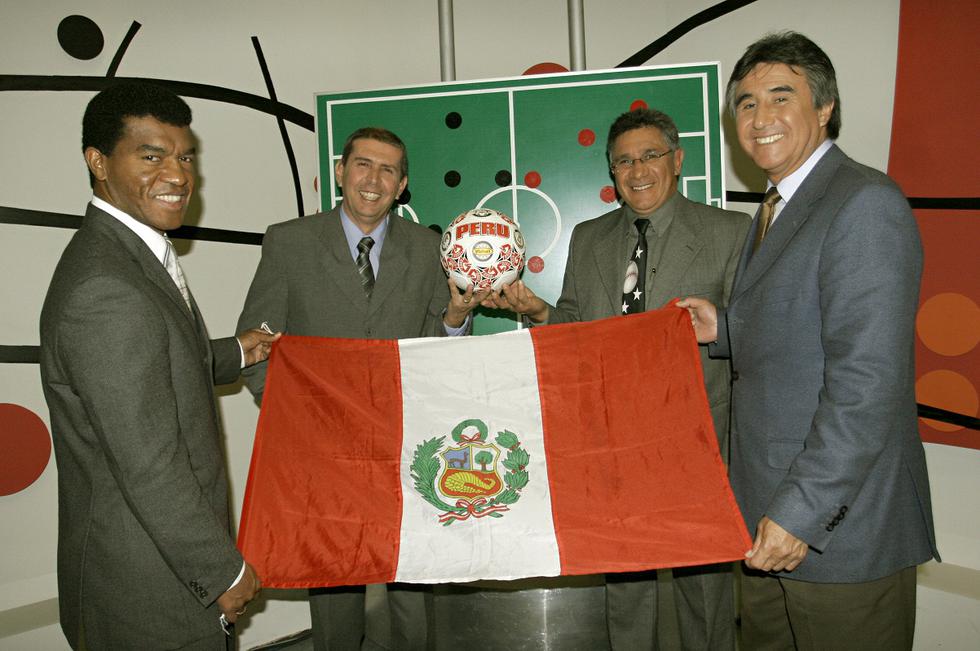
(440, 208), (526, 291)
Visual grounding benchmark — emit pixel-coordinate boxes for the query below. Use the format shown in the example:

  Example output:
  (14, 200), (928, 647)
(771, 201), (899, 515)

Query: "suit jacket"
(39, 204), (244, 649)
(712, 145), (939, 582)
(237, 207), (450, 398)
(548, 192), (750, 457)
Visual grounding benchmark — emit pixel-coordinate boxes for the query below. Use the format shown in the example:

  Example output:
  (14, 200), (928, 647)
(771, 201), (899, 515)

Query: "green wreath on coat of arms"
(410, 418), (529, 525)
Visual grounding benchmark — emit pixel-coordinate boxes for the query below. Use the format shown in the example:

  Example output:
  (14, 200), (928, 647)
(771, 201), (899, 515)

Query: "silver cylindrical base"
(432, 576), (609, 650)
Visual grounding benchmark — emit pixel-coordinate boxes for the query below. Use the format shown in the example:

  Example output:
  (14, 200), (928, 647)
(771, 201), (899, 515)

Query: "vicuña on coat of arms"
(410, 418), (529, 525)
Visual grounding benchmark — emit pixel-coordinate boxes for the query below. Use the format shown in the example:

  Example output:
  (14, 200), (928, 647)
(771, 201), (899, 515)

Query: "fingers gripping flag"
(238, 306), (751, 587)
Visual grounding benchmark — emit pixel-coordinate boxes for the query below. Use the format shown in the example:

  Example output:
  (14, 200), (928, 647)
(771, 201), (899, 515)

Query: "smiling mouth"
(631, 183), (654, 191)
(155, 194), (186, 205)
(755, 134), (784, 145)
(359, 191), (382, 201)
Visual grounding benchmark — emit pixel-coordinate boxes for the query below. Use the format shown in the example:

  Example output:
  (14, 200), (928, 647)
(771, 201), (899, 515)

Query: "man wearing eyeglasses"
(487, 108), (750, 650)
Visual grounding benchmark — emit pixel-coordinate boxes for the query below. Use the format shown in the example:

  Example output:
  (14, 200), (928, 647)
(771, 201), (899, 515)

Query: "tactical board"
(316, 63), (727, 334)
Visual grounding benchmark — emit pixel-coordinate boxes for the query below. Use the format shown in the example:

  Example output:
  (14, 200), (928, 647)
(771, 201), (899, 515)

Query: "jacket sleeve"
(237, 225), (289, 401)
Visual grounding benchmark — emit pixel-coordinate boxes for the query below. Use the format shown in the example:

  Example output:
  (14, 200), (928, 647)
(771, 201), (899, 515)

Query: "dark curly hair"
(82, 82), (192, 185)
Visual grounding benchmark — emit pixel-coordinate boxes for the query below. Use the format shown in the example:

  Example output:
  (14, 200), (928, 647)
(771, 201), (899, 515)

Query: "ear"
(397, 174), (408, 197)
(817, 101), (834, 129)
(84, 147), (108, 182)
(672, 148), (685, 175)
(334, 159), (344, 189)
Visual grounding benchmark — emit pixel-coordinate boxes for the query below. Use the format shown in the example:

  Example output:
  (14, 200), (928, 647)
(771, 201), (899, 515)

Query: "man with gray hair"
(489, 107), (750, 650)
(680, 31), (939, 649)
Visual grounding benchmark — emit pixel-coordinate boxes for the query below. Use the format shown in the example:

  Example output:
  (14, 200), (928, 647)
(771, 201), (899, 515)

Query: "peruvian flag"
(238, 306), (751, 587)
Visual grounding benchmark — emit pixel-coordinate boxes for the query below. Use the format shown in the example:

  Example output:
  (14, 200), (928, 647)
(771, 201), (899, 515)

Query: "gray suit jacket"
(237, 207), (451, 398)
(548, 192), (750, 457)
(40, 205), (244, 649)
(712, 145), (939, 582)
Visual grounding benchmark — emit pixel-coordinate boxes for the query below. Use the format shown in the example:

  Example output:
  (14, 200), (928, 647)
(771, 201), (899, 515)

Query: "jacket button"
(731, 371), (740, 381)
(825, 525), (833, 532)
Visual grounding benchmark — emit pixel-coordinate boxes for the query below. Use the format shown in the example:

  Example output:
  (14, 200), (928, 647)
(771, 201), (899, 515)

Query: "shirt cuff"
(237, 338), (245, 369)
(443, 313), (471, 337)
(227, 562), (246, 592)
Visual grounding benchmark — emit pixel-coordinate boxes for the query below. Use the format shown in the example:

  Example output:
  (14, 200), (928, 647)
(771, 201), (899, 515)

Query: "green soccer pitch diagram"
(317, 63), (727, 334)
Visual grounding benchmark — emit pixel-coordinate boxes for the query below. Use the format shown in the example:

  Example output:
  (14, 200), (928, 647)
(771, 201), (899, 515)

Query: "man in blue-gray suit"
(681, 32), (939, 650)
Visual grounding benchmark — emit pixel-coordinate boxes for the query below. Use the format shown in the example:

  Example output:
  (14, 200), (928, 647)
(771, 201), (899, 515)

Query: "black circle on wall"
(444, 170), (461, 188)
(397, 188), (412, 205)
(445, 112), (462, 129)
(58, 15), (104, 61)
(495, 170), (512, 187)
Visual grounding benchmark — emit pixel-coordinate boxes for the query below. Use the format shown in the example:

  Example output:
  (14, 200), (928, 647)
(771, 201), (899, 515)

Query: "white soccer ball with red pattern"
(440, 208), (526, 291)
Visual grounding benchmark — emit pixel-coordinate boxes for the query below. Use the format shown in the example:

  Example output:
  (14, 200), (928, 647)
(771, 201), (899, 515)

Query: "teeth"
(756, 134), (783, 145)
(632, 183), (653, 191)
(157, 195), (183, 203)
(359, 191), (381, 201)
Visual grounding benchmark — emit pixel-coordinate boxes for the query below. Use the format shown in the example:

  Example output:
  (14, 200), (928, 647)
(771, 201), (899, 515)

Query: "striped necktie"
(356, 236), (376, 297)
(163, 236), (192, 310)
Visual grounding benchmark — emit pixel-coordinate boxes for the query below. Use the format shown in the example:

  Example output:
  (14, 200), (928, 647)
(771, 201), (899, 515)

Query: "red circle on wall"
(524, 171), (542, 188)
(578, 129), (596, 147)
(523, 62), (570, 76)
(630, 99), (648, 111)
(600, 185), (617, 203)
(0, 404), (52, 495)
(527, 256), (545, 273)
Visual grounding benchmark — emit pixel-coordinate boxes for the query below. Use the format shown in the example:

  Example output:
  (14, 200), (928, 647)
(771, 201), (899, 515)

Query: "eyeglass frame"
(609, 149), (675, 174)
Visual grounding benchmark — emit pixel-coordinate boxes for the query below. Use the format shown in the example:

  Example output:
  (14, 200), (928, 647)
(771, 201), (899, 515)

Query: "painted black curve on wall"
(0, 75), (315, 131)
(617, 0), (759, 68)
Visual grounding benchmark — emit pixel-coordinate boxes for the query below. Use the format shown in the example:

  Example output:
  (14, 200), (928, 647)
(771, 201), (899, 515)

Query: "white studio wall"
(1, 1), (976, 649)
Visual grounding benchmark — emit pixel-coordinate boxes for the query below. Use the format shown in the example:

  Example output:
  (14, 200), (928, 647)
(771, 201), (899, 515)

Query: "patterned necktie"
(622, 218), (650, 314)
(751, 187), (782, 255)
(356, 236), (375, 297)
(163, 236), (192, 310)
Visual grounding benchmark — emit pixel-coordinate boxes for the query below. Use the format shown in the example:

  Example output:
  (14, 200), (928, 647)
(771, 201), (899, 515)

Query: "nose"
(752, 104), (775, 130)
(161, 156), (190, 186)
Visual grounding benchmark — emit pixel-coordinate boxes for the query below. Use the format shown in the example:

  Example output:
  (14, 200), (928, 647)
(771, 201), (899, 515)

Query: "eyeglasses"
(610, 149), (674, 174)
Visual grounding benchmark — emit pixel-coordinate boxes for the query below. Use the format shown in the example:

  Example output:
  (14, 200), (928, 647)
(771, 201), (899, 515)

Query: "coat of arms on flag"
(412, 418), (529, 525)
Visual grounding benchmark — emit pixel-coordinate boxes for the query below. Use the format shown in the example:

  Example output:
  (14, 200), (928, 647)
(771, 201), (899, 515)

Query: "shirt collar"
(623, 191), (679, 238)
(770, 139), (835, 204)
(91, 196), (169, 265)
(339, 204), (389, 258)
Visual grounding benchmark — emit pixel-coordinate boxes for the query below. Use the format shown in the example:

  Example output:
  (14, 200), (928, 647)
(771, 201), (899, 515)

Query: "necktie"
(163, 236), (192, 310)
(356, 236), (375, 297)
(622, 219), (650, 314)
(751, 187), (782, 255)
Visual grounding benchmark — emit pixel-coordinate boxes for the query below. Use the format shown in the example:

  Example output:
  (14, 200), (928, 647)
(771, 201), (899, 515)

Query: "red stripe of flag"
(532, 307), (751, 574)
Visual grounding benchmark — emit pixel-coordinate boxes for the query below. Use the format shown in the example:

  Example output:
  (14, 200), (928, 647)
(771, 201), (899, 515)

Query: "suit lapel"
(369, 214), (409, 316)
(648, 197), (703, 308)
(592, 207), (629, 314)
(86, 205), (200, 334)
(314, 209), (371, 308)
(732, 145), (844, 300)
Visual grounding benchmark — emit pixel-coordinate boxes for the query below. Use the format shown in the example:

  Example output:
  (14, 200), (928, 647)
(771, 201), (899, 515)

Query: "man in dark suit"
(680, 32), (939, 649)
(40, 82), (277, 649)
(488, 108), (750, 650)
(236, 126), (482, 649)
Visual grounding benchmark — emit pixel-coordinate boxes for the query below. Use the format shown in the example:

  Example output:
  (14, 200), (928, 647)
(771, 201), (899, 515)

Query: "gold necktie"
(751, 187), (782, 255)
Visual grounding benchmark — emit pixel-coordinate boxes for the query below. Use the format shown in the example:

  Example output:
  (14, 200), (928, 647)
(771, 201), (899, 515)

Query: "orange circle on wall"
(0, 403), (52, 495)
(915, 370), (978, 432)
(916, 292), (980, 356)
